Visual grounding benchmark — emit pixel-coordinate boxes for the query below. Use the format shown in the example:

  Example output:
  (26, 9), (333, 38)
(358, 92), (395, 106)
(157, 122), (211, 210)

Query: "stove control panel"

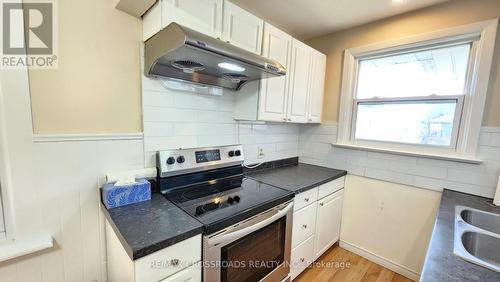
(157, 145), (244, 178)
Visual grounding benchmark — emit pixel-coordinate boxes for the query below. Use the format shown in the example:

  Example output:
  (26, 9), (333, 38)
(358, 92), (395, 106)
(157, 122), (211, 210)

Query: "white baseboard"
(33, 133), (144, 142)
(339, 240), (420, 281)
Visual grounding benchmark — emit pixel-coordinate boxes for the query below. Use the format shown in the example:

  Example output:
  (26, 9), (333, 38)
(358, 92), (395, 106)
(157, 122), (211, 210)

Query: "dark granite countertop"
(420, 189), (500, 282)
(102, 193), (204, 260)
(246, 162), (347, 194)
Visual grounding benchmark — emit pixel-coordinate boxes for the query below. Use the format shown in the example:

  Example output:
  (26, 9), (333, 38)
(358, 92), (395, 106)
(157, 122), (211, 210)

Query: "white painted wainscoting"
(142, 76), (300, 167)
(0, 139), (144, 282)
(299, 122), (500, 198)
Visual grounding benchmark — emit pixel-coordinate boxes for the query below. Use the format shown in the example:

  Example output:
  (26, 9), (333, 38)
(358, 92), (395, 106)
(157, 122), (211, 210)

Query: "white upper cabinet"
(162, 0), (223, 38)
(222, 0), (263, 54)
(258, 23), (292, 122)
(143, 1), (162, 41)
(308, 50), (326, 123)
(287, 39), (312, 123)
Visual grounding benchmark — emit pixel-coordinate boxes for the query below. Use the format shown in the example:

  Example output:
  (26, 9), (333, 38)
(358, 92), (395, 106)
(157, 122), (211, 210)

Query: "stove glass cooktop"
(162, 176), (293, 233)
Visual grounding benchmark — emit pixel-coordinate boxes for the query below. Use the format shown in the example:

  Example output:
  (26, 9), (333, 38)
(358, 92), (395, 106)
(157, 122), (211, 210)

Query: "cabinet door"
(222, 0), (263, 54)
(258, 23), (292, 122)
(162, 0), (223, 38)
(290, 235), (314, 280)
(307, 50), (326, 123)
(287, 39), (312, 123)
(314, 189), (343, 260)
(160, 264), (201, 282)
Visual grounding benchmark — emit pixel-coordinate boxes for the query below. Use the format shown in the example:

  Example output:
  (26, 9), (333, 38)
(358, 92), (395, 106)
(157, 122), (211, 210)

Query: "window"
(337, 20), (498, 161)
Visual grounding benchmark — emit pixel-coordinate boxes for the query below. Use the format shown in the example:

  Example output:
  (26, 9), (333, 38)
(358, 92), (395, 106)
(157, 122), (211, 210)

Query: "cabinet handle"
(319, 202), (324, 206)
(287, 118), (292, 121)
(226, 41), (231, 43)
(308, 118), (312, 122)
(302, 224), (307, 229)
(300, 258), (305, 262)
(170, 259), (180, 267)
(304, 198), (309, 202)
(282, 117), (287, 121)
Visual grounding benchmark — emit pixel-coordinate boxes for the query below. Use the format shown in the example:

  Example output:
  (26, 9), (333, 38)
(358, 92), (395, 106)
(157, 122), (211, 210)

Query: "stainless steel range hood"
(144, 23), (286, 90)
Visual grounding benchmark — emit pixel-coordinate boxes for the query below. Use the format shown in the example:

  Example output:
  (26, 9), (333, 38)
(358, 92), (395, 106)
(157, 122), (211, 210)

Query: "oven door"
(204, 201), (293, 282)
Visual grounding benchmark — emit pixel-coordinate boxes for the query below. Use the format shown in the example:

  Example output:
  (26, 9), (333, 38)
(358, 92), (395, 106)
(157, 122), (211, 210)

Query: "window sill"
(332, 143), (482, 164)
(0, 233), (53, 262)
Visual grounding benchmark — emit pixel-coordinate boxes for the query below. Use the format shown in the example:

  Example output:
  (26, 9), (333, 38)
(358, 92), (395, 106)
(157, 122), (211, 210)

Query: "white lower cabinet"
(105, 220), (202, 282)
(160, 264), (201, 282)
(314, 189), (344, 260)
(290, 177), (345, 280)
(290, 235), (315, 280)
(291, 203), (317, 248)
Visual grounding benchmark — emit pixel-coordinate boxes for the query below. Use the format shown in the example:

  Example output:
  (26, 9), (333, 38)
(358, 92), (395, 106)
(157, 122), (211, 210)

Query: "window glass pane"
(357, 44), (471, 98)
(354, 100), (458, 146)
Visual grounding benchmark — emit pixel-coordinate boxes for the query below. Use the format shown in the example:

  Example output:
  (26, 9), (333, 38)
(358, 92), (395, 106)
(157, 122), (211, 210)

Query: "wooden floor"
(295, 245), (414, 282)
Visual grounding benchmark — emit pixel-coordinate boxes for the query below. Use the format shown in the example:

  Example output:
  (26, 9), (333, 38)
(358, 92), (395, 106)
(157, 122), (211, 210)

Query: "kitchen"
(0, 0), (499, 281)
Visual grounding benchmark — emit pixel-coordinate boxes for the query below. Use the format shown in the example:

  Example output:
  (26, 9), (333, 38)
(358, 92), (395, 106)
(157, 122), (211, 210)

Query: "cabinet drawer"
(160, 264), (201, 282)
(294, 187), (318, 211)
(290, 235), (314, 280)
(318, 176), (345, 200)
(135, 235), (202, 282)
(292, 203), (317, 248)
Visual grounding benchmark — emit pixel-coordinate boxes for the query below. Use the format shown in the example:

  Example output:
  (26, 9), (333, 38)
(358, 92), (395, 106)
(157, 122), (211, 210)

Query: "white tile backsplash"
(142, 77), (300, 167)
(299, 122), (500, 198)
(143, 76), (500, 198)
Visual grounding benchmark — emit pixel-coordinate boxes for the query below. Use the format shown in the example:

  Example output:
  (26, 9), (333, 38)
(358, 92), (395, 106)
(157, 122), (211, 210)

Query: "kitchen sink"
(461, 232), (500, 269)
(454, 206), (500, 273)
(460, 208), (500, 235)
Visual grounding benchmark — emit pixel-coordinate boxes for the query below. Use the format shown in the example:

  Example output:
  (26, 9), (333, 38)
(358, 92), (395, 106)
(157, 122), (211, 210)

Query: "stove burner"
(195, 201), (221, 216)
(194, 194), (241, 216)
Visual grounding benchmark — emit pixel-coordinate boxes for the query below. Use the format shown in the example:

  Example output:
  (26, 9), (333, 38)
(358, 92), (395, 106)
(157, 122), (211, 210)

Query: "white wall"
(0, 139), (144, 282)
(299, 122), (500, 198)
(142, 75), (300, 166)
(340, 175), (440, 279)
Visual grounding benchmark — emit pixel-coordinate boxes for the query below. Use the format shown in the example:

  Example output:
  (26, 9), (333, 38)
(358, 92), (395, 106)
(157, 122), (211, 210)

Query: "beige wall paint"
(28, 0), (143, 133)
(341, 175), (441, 274)
(308, 0), (500, 126)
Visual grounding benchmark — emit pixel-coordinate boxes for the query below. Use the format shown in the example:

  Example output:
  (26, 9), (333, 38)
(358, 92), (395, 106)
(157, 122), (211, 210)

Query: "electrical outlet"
(257, 147), (265, 159)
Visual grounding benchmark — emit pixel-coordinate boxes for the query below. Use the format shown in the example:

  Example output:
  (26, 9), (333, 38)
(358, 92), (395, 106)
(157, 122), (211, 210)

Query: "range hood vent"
(144, 23), (286, 90)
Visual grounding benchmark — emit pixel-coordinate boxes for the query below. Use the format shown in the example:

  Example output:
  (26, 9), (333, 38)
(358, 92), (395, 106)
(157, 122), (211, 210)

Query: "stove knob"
(234, 150), (241, 156)
(227, 197), (234, 204)
(228, 151), (235, 157)
(233, 195), (240, 202)
(177, 156), (185, 163)
(166, 157), (176, 165)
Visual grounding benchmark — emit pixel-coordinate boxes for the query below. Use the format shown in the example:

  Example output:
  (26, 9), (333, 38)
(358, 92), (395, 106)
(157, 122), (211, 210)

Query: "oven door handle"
(209, 202), (293, 247)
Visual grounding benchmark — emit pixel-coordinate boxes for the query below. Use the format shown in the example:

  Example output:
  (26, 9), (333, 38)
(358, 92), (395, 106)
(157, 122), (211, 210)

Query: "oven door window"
(221, 217), (286, 282)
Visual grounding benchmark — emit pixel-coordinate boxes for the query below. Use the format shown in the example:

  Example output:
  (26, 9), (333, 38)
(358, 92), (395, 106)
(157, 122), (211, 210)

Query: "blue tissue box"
(102, 178), (151, 209)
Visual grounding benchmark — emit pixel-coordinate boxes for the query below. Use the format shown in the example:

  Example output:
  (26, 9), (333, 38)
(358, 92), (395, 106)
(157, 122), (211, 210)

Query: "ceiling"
(231, 0), (448, 40)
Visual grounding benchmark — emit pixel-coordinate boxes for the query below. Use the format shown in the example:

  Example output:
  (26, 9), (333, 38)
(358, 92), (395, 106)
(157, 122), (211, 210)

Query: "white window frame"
(336, 19), (498, 163)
